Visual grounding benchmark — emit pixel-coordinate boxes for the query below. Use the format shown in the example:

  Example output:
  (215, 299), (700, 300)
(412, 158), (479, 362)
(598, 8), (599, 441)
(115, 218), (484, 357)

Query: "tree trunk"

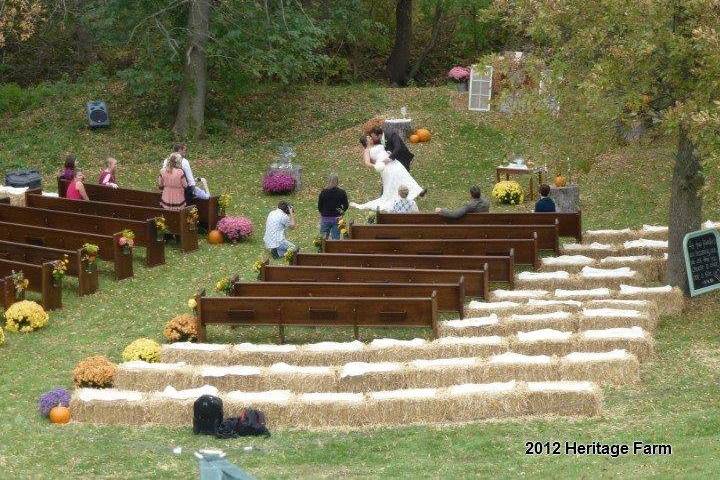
(173, 0), (210, 139)
(387, 0), (413, 86)
(666, 127), (704, 295)
(407, 0), (444, 82)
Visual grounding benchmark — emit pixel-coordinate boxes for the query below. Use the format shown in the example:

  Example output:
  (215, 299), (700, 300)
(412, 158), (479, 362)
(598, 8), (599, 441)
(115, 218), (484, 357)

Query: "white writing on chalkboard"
(686, 233), (720, 290)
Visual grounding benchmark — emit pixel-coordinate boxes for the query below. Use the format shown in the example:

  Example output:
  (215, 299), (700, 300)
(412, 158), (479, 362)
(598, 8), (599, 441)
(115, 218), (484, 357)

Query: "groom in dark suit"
(370, 126), (414, 171)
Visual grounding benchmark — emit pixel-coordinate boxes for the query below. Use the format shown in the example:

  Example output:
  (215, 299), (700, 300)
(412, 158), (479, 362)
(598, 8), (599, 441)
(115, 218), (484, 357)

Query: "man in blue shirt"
(534, 184), (557, 212)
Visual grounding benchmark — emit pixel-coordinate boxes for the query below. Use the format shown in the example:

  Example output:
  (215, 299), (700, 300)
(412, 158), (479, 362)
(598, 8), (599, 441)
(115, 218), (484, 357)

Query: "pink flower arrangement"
(448, 66), (471, 82)
(118, 237), (133, 247)
(262, 172), (295, 194)
(217, 216), (254, 242)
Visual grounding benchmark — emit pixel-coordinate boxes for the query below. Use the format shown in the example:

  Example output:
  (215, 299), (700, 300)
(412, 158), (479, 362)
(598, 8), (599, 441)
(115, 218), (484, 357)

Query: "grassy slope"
(0, 82), (719, 479)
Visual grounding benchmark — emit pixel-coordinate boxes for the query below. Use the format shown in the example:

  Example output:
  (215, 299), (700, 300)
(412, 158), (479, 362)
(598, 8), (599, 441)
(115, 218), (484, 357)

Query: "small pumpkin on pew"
(554, 175), (567, 188)
(49, 406), (71, 424)
(207, 229), (224, 245)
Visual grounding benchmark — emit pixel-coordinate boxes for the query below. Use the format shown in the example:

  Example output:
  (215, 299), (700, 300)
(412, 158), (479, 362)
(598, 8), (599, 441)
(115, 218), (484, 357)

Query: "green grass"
(0, 82), (719, 478)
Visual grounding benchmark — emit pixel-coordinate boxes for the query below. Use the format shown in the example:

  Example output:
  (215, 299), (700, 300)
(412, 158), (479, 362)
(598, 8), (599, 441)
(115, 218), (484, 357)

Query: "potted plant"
(448, 66), (471, 91)
(51, 256), (70, 287)
(82, 243), (99, 272)
(118, 230), (135, 255)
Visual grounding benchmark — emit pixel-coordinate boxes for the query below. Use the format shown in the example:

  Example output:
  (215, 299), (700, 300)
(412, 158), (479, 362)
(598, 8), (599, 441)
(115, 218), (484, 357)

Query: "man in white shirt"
(263, 201), (297, 259)
(163, 143), (210, 200)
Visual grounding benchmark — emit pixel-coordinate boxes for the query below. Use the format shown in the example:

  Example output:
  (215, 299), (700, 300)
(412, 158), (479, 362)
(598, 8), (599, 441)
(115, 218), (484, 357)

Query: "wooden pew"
(376, 211), (583, 242)
(324, 238), (540, 269)
(262, 264), (489, 299)
(293, 252), (514, 287)
(58, 178), (223, 231)
(0, 221), (133, 280)
(0, 259), (61, 310)
(195, 291), (439, 343)
(25, 192), (198, 252)
(231, 281), (465, 317)
(0, 204), (165, 267)
(0, 241), (98, 296)
(350, 223), (560, 254)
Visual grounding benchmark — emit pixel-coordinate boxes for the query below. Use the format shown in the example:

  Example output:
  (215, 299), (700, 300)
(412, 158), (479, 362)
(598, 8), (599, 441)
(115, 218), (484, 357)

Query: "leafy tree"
(494, 0), (720, 293)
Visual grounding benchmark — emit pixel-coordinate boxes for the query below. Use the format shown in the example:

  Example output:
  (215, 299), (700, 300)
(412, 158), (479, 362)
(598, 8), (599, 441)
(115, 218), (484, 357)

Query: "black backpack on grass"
(193, 395), (224, 435)
(216, 408), (270, 439)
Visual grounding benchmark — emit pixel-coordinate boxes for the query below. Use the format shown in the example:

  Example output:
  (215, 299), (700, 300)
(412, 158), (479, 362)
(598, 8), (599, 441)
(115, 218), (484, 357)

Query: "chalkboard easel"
(683, 228), (720, 297)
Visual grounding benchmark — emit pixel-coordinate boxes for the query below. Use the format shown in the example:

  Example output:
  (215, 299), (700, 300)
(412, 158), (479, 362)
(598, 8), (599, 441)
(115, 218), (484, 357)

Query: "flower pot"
(122, 245), (132, 256)
(457, 81), (469, 92)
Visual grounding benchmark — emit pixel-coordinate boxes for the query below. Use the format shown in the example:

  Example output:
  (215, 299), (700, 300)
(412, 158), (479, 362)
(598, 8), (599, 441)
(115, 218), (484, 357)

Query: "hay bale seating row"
(70, 380), (602, 428)
(161, 325), (654, 366)
(114, 349), (639, 393)
(515, 267), (646, 290)
(441, 309), (656, 337)
(579, 221), (717, 244)
(465, 298), (658, 319)
(540, 255), (665, 283)
(561, 239), (668, 259)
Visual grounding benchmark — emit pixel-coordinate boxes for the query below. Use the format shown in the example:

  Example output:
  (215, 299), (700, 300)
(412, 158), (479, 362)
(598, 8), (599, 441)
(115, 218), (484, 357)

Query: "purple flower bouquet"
(38, 387), (70, 417)
(217, 216), (254, 242)
(262, 172), (295, 194)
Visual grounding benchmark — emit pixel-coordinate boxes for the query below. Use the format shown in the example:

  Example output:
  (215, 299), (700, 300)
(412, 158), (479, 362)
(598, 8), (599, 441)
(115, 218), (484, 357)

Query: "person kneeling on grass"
(263, 201), (297, 259)
(534, 184), (556, 213)
(391, 185), (419, 213)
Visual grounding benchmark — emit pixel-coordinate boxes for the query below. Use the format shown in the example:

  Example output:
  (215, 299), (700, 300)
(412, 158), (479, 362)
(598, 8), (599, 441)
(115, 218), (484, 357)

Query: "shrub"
(122, 338), (161, 363)
(163, 314), (199, 343)
(4, 300), (49, 333)
(73, 356), (116, 388)
(38, 388), (71, 417)
(492, 180), (525, 205)
(262, 172), (295, 194)
(217, 216), (254, 242)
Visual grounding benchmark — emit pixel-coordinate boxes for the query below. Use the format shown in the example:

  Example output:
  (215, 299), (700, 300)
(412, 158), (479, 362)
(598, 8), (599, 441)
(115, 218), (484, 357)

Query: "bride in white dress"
(350, 136), (425, 211)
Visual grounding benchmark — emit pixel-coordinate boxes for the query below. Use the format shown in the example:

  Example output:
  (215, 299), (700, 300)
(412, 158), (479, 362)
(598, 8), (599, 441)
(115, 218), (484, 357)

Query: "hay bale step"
(70, 380), (603, 428)
(465, 299), (658, 319)
(515, 269), (646, 291)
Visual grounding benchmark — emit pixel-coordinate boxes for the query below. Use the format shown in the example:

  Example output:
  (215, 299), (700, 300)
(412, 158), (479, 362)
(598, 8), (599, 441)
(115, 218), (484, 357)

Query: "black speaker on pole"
(86, 101), (110, 128)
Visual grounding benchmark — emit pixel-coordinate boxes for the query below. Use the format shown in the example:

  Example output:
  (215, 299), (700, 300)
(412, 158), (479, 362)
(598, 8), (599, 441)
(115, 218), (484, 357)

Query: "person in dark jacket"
(534, 184), (557, 212)
(370, 126), (414, 171)
(317, 174), (349, 239)
(435, 185), (490, 219)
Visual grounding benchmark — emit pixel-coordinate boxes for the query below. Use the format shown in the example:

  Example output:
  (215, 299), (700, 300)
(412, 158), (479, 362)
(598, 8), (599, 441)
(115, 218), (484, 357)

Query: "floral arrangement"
(155, 217), (169, 239)
(163, 314), (198, 343)
(118, 229), (135, 254)
(252, 259), (264, 280)
(284, 247), (298, 264)
(10, 270), (29, 297)
(38, 387), (71, 417)
(217, 216), (253, 242)
(52, 255), (70, 283)
(262, 172), (295, 194)
(313, 236), (323, 252)
(82, 243), (99, 272)
(492, 180), (525, 205)
(187, 297), (197, 311)
(337, 217), (349, 239)
(122, 338), (161, 363)
(4, 300), (48, 333)
(186, 206), (199, 230)
(448, 66), (471, 82)
(218, 193), (231, 214)
(215, 276), (233, 295)
(73, 355), (116, 388)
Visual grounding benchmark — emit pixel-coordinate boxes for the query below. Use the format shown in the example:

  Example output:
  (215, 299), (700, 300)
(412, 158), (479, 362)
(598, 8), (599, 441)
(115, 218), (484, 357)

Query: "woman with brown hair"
(158, 154), (188, 210)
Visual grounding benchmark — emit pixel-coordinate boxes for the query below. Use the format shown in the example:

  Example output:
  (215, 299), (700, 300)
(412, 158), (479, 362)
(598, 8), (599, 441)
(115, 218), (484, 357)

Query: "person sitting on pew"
(317, 173), (348, 240)
(263, 201), (297, 259)
(65, 171), (89, 201)
(534, 184), (556, 212)
(164, 143), (210, 201)
(391, 185), (419, 213)
(434, 185), (489, 218)
(158, 154), (188, 211)
(58, 154), (77, 182)
(98, 157), (119, 188)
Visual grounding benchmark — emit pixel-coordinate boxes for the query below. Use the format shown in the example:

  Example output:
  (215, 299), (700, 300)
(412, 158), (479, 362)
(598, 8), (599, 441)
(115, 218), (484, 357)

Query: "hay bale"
(585, 299), (657, 317)
(616, 285), (685, 315)
(622, 239), (668, 257)
(488, 289), (550, 302)
(511, 329), (575, 356)
(522, 381), (602, 417)
(160, 342), (234, 365)
(554, 288), (612, 300)
(599, 256), (664, 283)
(559, 350), (640, 385)
(640, 225), (669, 240)
(578, 308), (657, 332)
(114, 362), (197, 391)
(578, 327), (654, 361)
(561, 242), (620, 259)
(540, 255), (596, 273)
(584, 228), (639, 244)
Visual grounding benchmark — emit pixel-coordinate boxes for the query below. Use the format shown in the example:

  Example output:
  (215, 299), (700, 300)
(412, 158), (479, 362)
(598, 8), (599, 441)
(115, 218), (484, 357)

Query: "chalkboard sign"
(683, 228), (720, 297)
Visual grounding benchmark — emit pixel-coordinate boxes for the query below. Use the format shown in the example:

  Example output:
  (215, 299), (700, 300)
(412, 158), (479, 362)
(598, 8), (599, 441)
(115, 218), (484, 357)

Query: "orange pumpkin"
(554, 175), (567, 188)
(409, 134), (420, 144)
(207, 229), (224, 245)
(49, 406), (71, 424)
(416, 128), (431, 142)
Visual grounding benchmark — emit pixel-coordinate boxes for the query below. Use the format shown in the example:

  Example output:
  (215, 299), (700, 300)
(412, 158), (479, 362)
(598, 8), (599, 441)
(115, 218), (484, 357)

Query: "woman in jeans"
(317, 174), (348, 239)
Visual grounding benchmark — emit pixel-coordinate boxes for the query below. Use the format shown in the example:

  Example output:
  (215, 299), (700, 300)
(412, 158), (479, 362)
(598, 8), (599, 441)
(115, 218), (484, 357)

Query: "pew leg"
(278, 324), (285, 344)
(353, 325), (360, 341)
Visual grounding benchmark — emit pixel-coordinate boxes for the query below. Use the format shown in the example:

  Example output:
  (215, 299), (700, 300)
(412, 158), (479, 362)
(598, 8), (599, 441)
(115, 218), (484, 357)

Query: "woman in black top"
(318, 174), (349, 239)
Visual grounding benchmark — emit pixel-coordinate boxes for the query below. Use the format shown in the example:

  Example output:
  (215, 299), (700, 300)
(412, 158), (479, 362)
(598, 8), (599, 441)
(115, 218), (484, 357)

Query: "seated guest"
(263, 201), (297, 259)
(98, 157), (119, 188)
(163, 143), (210, 201)
(158, 154), (188, 210)
(534, 184), (556, 212)
(435, 185), (490, 219)
(58, 154), (77, 182)
(66, 171), (89, 200)
(391, 185), (419, 213)
(317, 174), (348, 240)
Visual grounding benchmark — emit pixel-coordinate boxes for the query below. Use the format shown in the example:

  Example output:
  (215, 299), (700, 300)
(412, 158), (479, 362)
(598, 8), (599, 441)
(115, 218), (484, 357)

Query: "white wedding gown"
(350, 145), (424, 211)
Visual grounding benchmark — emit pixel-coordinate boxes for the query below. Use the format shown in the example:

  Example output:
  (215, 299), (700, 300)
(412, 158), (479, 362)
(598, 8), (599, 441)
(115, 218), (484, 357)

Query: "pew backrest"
(0, 259), (61, 310)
